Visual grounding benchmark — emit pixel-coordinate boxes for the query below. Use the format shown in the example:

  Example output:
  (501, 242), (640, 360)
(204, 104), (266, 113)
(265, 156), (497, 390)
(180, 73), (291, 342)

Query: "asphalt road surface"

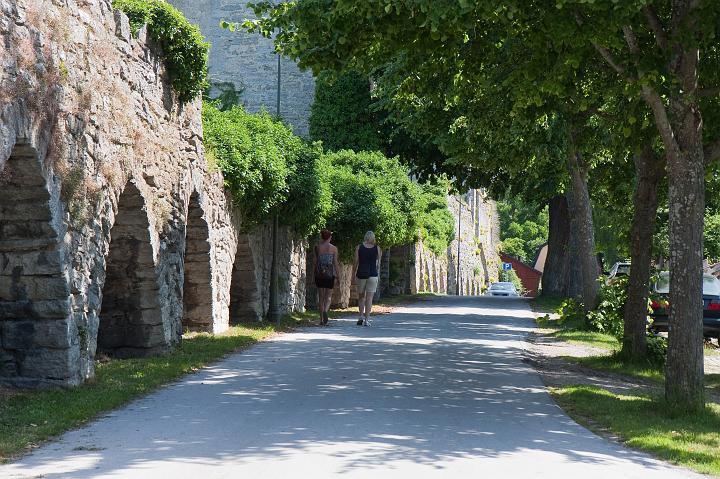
(1, 296), (702, 478)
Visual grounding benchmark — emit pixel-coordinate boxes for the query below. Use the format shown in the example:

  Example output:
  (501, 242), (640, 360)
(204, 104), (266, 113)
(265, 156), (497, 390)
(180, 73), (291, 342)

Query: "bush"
(202, 103), (329, 234)
(587, 277), (628, 339)
(646, 335), (668, 366)
(417, 179), (455, 256)
(324, 151), (419, 259)
(557, 298), (586, 327)
(281, 142), (332, 237)
(113, 0), (209, 103)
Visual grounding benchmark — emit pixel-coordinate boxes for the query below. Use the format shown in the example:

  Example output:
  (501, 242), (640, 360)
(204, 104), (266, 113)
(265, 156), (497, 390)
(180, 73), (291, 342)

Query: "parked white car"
(486, 282), (519, 297)
(606, 261), (631, 284)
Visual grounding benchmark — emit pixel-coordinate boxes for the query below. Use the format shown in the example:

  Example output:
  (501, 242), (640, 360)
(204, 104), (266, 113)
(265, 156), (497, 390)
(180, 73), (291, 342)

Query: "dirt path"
(525, 319), (720, 402)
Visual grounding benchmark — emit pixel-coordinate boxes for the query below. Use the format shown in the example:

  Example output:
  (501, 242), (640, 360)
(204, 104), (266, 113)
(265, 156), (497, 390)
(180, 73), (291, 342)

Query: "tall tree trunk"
(664, 97), (706, 409)
(590, 0), (705, 409)
(634, 25), (705, 408)
(542, 195), (571, 297)
(622, 146), (664, 360)
(566, 142), (600, 311)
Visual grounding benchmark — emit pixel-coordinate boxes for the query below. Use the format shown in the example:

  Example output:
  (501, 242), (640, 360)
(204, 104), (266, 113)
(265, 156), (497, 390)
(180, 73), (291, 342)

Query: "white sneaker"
(365, 317), (372, 326)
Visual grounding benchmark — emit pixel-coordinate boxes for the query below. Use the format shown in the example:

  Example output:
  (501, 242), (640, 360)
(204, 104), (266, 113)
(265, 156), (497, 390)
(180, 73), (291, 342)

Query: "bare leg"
(358, 289), (365, 317)
(318, 288), (326, 322)
(324, 289), (332, 312)
(364, 292), (374, 320)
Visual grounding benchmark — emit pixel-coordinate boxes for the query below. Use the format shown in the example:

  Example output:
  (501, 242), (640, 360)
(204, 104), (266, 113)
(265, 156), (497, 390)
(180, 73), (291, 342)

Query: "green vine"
(112, 0), (209, 103)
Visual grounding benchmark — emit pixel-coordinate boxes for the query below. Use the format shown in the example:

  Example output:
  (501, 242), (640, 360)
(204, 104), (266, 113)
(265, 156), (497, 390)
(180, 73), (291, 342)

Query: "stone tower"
(168, 0), (316, 137)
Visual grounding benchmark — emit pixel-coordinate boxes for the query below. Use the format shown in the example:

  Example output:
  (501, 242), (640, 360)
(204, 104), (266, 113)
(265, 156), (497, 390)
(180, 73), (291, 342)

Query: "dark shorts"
(315, 276), (334, 289)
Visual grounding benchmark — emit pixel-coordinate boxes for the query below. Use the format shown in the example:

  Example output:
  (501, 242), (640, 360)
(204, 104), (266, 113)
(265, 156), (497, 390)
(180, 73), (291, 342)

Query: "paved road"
(2, 296), (701, 478)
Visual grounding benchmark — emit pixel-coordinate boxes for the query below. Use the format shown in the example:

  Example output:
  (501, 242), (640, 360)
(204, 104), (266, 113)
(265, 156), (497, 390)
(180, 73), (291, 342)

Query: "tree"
(567, 0), (720, 410)
(236, 0), (720, 409)
(309, 71), (382, 152)
(497, 197), (548, 265)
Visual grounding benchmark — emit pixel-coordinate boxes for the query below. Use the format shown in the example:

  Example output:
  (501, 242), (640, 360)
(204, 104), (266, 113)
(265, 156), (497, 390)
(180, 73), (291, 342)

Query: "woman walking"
(353, 231), (382, 326)
(313, 229), (340, 325)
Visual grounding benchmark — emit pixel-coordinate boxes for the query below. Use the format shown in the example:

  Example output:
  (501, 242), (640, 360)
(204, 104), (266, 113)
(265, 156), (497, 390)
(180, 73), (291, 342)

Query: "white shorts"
(356, 276), (379, 294)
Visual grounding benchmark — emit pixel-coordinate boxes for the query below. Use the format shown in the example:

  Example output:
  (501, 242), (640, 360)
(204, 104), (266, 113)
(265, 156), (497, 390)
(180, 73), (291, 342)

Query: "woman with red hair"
(313, 229), (340, 325)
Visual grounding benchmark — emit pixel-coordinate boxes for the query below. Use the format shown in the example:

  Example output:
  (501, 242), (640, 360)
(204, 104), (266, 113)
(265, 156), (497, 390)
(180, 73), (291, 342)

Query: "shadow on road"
(3, 296), (692, 478)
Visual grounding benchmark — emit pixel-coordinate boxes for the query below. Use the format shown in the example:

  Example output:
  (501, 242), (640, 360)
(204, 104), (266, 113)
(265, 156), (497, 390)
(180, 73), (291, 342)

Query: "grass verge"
(552, 329), (620, 351)
(531, 294), (565, 314)
(0, 315), (310, 462)
(551, 385), (720, 476)
(566, 355), (664, 382)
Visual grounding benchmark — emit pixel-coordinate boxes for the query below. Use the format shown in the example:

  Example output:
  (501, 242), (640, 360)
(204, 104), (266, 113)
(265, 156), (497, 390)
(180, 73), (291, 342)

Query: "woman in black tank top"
(352, 231), (382, 326)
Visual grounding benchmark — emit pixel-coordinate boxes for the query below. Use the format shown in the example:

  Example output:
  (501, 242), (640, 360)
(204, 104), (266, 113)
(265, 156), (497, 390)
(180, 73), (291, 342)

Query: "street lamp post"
(457, 196), (462, 296)
(267, 53), (281, 324)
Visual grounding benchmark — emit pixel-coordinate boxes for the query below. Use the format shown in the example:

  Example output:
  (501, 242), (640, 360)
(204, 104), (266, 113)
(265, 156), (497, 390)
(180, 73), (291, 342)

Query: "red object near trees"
(499, 253), (543, 298)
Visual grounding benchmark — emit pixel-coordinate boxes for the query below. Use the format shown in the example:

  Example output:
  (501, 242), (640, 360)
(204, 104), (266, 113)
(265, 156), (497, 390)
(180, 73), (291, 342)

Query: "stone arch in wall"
(0, 143), (75, 385)
(229, 234), (261, 323)
(97, 182), (165, 358)
(182, 191), (213, 332)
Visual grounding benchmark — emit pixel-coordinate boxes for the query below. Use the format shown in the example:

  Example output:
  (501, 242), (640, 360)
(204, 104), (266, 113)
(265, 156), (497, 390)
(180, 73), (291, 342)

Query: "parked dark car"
(649, 272), (720, 338)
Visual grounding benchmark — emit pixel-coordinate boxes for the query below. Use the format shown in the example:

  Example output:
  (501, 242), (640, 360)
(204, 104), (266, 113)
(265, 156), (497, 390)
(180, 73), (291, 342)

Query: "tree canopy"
(233, 0), (720, 409)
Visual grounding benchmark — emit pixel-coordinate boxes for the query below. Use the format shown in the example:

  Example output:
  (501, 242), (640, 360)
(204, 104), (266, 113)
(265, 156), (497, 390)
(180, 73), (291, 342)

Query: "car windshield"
(705, 276), (720, 296)
(616, 264), (630, 275)
(490, 283), (514, 290)
(655, 272), (720, 296)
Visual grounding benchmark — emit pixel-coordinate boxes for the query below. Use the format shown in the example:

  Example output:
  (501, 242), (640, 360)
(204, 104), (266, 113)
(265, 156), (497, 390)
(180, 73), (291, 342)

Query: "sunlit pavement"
(1, 296), (701, 478)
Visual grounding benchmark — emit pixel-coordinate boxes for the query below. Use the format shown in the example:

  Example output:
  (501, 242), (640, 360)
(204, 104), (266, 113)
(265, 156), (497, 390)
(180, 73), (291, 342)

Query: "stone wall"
(0, 0), (305, 388)
(447, 190), (500, 295)
(304, 190), (501, 309)
(387, 190), (500, 297)
(168, 0), (315, 138)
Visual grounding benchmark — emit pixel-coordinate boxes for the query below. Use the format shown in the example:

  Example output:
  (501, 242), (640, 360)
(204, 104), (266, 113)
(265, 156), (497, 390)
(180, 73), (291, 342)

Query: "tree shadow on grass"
(553, 385), (720, 475)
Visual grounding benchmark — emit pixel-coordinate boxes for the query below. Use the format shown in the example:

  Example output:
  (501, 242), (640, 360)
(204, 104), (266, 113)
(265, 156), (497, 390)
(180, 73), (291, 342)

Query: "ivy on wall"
(113, 0), (209, 103)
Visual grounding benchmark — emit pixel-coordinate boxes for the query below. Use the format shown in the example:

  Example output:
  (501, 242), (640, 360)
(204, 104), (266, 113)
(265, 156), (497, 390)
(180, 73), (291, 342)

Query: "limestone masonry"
(0, 0), (304, 387)
(168, 0), (316, 138)
(0, 0), (499, 389)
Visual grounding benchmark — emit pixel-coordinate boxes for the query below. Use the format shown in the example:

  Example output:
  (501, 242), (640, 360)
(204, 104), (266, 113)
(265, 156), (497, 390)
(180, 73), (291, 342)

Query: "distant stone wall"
(387, 190), (500, 297)
(0, 0), (306, 388)
(169, 0), (315, 137)
(447, 190), (500, 295)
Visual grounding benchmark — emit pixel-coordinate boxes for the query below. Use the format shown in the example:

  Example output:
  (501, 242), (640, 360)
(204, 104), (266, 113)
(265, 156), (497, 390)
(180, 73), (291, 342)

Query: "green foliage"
(310, 71), (382, 152)
(587, 277), (628, 339)
(202, 103), (329, 235)
(705, 209), (720, 263)
(646, 335), (668, 367)
(324, 150), (419, 259)
(281, 142), (332, 237)
(113, 0), (209, 102)
(557, 298), (586, 328)
(204, 81), (243, 111)
(416, 179), (455, 256)
(322, 150), (454, 259)
(498, 268), (523, 294)
(498, 198), (549, 265)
